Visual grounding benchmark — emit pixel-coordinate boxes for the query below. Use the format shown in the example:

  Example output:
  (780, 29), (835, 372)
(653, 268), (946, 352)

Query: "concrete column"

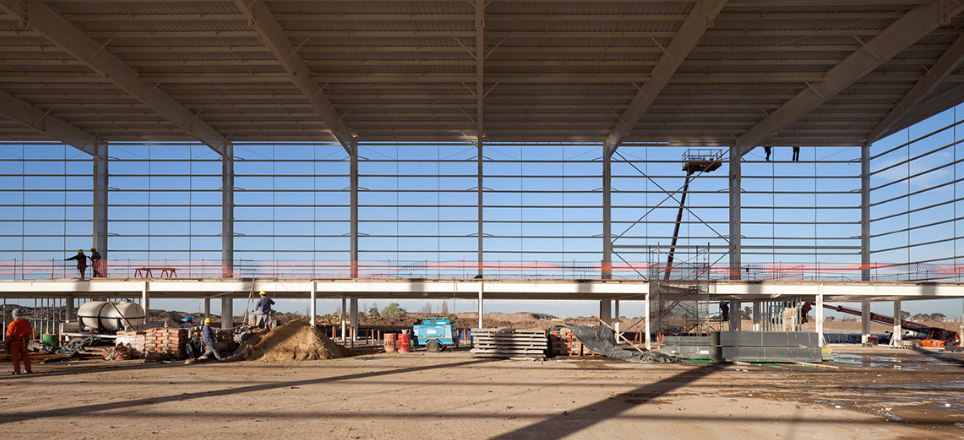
(221, 142), (234, 278)
(350, 140), (359, 279)
(141, 282), (149, 326)
(310, 283), (317, 327)
(602, 146), (612, 279)
(729, 300), (741, 331)
(644, 292), (651, 350)
(728, 146), (741, 280)
(614, 300), (620, 333)
(861, 142), (870, 281)
(477, 282), (484, 329)
(93, 140), (109, 263)
(752, 300), (761, 331)
(204, 298), (210, 321)
(815, 293), (825, 347)
(861, 301), (871, 344)
(893, 299), (902, 344)
(341, 297), (347, 342)
(350, 298), (358, 340)
(599, 299), (612, 323)
(65, 295), (75, 321)
(221, 297), (233, 329)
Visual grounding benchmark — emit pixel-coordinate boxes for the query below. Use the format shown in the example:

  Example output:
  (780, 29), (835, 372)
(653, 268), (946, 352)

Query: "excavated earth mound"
(246, 320), (345, 361)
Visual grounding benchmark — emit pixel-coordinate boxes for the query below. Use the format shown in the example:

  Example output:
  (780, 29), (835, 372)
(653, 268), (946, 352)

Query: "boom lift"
(807, 302), (960, 348)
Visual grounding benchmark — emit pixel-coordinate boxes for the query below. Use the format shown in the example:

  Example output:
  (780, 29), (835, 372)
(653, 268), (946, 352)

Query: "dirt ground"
(1, 345), (962, 440)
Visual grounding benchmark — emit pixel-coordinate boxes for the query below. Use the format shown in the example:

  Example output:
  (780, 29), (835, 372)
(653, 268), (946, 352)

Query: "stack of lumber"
(471, 328), (548, 359)
(115, 330), (146, 359)
(548, 327), (584, 356)
(144, 328), (188, 361)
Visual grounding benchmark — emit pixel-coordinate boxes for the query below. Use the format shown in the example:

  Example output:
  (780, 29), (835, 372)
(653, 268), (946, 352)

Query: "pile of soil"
(245, 320), (345, 361)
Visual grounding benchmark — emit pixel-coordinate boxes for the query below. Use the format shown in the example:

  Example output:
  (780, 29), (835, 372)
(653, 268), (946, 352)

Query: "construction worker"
(199, 318), (223, 361)
(89, 247), (103, 277)
(178, 316), (194, 329)
(65, 249), (87, 279)
(253, 291), (275, 329)
(4, 309), (33, 374)
(719, 301), (730, 322)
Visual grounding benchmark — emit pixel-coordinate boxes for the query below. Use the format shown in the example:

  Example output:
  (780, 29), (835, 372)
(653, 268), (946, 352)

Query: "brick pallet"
(471, 328), (548, 359)
(143, 328), (188, 361)
(548, 327), (585, 357)
(115, 330), (146, 359)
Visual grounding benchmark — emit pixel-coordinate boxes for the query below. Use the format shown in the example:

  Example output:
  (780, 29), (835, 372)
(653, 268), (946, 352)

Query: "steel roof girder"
(737, 0), (964, 155)
(0, 89), (97, 155)
(231, 0), (354, 154)
(605, 0), (727, 154)
(0, 0), (229, 156)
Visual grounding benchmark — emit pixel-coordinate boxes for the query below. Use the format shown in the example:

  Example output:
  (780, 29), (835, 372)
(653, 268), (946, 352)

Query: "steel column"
(644, 292), (651, 350)
(729, 146), (742, 279)
(350, 298), (359, 342)
(752, 300), (760, 331)
(478, 282), (483, 329)
(141, 282), (149, 327)
(221, 297), (233, 329)
(350, 140), (359, 278)
(93, 141), (109, 260)
(310, 283), (317, 327)
(602, 146), (612, 279)
(861, 301), (871, 344)
(222, 142), (234, 278)
(204, 298), (210, 321)
(861, 142), (870, 281)
(893, 299), (902, 344)
(475, 0), (485, 277)
(729, 300), (740, 331)
(341, 297), (347, 343)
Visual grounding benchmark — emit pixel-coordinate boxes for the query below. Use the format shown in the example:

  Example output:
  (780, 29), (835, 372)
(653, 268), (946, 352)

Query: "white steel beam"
(0, 89), (96, 155)
(229, 0), (354, 152)
(605, 0), (727, 155)
(736, 0), (964, 155)
(866, 32), (964, 144)
(0, 0), (229, 155)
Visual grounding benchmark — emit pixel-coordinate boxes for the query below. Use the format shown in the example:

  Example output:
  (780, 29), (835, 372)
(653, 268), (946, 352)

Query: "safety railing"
(1, 259), (962, 282)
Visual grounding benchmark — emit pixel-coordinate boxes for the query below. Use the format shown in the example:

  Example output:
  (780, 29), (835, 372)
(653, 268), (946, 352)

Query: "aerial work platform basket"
(681, 149), (723, 173)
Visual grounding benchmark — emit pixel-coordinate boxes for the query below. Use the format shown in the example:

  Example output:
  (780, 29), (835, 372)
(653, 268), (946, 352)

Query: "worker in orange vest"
(4, 308), (33, 374)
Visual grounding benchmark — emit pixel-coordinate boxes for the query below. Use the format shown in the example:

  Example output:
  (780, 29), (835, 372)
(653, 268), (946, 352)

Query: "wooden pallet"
(471, 328), (548, 359)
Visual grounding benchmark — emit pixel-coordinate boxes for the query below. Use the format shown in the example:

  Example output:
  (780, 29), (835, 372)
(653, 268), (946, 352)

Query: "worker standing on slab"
(64, 249), (87, 279)
(199, 318), (223, 361)
(5, 309), (32, 375)
(253, 291), (275, 329)
(89, 247), (103, 277)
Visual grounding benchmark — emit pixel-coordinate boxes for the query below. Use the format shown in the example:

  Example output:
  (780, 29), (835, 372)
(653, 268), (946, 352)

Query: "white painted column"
(477, 282), (484, 329)
(65, 295), (75, 321)
(893, 299), (902, 344)
(221, 297), (233, 329)
(614, 300), (620, 333)
(350, 140), (359, 279)
(341, 297), (347, 343)
(204, 298), (210, 321)
(141, 282), (149, 326)
(752, 300), (761, 331)
(310, 283), (317, 327)
(644, 292), (651, 351)
(861, 301), (871, 344)
(729, 300), (740, 331)
(815, 293), (825, 347)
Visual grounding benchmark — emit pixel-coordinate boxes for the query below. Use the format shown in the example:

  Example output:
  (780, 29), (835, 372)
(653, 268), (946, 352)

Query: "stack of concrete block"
(471, 328), (548, 359)
(115, 330), (146, 359)
(144, 328), (188, 361)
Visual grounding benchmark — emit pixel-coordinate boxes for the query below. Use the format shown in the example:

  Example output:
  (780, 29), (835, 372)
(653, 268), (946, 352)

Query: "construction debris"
(561, 325), (680, 364)
(470, 328), (548, 359)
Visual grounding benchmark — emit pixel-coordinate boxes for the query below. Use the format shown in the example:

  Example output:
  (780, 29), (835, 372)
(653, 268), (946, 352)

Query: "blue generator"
(412, 317), (458, 352)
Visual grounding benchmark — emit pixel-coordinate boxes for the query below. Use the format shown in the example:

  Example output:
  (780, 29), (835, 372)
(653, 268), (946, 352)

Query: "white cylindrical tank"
(77, 300), (146, 332)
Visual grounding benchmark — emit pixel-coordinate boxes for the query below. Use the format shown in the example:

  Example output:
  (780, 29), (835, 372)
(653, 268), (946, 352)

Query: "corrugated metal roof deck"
(0, 1), (963, 147)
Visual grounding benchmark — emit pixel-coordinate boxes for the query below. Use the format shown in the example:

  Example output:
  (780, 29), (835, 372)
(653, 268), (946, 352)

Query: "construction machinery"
(412, 317), (458, 352)
(810, 302), (960, 348)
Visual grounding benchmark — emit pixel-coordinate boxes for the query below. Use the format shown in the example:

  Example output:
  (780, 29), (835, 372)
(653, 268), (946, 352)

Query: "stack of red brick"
(144, 328), (188, 361)
(548, 327), (586, 357)
(116, 330), (146, 359)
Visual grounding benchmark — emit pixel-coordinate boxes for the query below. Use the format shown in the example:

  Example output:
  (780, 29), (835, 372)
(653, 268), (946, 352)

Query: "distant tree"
(741, 307), (752, 320)
(900, 311), (911, 320)
(421, 302), (432, 314)
(930, 312), (946, 322)
(911, 313), (928, 322)
(380, 302), (407, 318)
(440, 300), (449, 315)
(826, 316), (835, 322)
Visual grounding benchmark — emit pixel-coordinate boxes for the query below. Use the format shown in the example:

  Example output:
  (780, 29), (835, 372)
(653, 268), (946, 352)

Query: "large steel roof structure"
(2, 0), (964, 152)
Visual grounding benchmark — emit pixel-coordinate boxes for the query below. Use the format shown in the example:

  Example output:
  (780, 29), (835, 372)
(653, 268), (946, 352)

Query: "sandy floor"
(1, 346), (963, 439)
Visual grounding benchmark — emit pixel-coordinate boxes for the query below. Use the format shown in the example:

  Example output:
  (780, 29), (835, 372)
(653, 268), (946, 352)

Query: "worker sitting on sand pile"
(252, 291), (275, 329)
(198, 318), (223, 361)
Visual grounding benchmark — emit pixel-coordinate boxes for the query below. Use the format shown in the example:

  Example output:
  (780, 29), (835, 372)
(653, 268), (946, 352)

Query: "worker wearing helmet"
(89, 247), (104, 277)
(178, 316), (194, 329)
(199, 318), (223, 361)
(252, 291), (275, 329)
(5, 309), (32, 374)
(64, 249), (87, 279)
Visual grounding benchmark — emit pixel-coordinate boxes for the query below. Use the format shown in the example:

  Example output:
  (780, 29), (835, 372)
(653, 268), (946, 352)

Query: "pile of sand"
(245, 320), (345, 362)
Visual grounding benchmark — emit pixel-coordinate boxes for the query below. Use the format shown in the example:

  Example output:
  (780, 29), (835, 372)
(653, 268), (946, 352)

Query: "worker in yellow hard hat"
(89, 247), (103, 277)
(64, 249), (87, 279)
(199, 317), (223, 361)
(253, 291), (275, 329)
